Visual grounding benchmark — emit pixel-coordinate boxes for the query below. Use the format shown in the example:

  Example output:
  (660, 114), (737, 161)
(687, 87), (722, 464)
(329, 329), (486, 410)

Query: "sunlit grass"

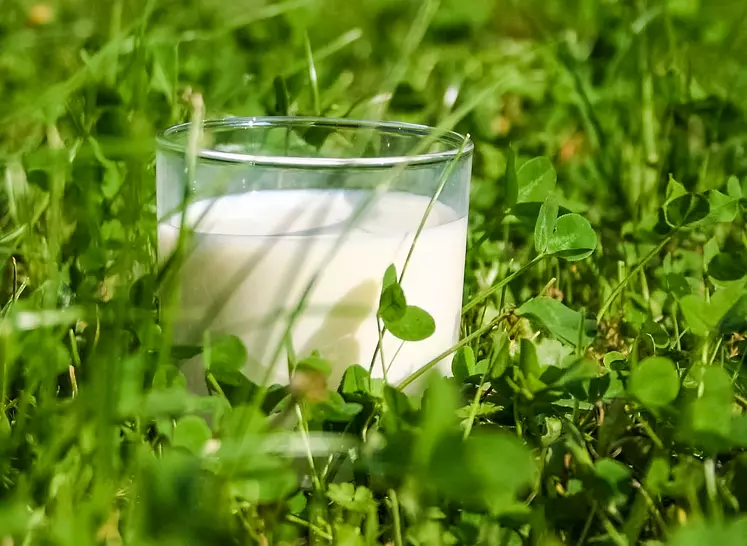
(1, 1), (747, 544)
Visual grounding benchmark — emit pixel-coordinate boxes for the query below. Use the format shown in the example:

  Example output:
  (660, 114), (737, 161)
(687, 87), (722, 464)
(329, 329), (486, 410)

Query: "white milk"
(158, 190), (467, 388)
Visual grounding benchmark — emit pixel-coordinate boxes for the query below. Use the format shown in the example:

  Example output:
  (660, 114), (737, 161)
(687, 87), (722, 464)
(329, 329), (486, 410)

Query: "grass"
(1, 0), (747, 544)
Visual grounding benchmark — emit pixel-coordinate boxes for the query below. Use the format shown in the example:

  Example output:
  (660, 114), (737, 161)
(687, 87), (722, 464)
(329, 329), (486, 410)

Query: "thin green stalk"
(513, 399), (523, 438)
(638, 483), (668, 539)
(397, 313), (507, 391)
(286, 514), (333, 542)
(463, 332), (505, 439)
(463, 254), (546, 314)
(596, 504), (628, 546)
(385, 341), (406, 377)
(577, 505), (596, 546)
(731, 349), (747, 384)
(708, 337), (723, 366)
(105, 0), (123, 87)
(635, 0), (661, 219)
(273, 28), (363, 85)
(389, 489), (404, 546)
(401, 136), (470, 282)
(11, 257), (17, 300)
(68, 329), (81, 397)
(0, 258), (21, 406)
(463, 381), (487, 440)
(597, 233), (676, 323)
(704, 458), (722, 520)
(576, 305), (586, 356)
(0, 325), (10, 412)
(205, 373), (227, 400)
(376, 317), (388, 382)
(295, 403), (323, 491)
(637, 0), (658, 168)
(624, 453), (668, 543)
(636, 415), (664, 450)
(304, 32), (321, 116)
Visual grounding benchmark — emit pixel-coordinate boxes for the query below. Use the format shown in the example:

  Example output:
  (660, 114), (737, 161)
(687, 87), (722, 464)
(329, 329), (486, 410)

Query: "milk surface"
(158, 190), (467, 388)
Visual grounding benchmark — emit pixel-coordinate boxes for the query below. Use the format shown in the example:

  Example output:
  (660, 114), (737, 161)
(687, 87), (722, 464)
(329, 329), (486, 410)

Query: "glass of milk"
(156, 117), (472, 392)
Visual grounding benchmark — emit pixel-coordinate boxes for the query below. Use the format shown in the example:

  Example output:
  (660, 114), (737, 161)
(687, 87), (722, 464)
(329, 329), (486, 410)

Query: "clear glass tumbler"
(156, 117), (472, 391)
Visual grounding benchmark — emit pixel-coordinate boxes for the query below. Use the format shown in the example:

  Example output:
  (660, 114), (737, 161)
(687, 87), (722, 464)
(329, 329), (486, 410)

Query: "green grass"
(2, 0), (747, 544)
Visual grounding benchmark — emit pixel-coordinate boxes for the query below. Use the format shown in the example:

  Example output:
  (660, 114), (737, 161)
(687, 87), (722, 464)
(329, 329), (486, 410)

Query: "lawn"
(1, 0), (747, 544)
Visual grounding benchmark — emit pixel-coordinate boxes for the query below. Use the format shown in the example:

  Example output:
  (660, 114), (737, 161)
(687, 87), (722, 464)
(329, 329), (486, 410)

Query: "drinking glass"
(156, 117), (472, 392)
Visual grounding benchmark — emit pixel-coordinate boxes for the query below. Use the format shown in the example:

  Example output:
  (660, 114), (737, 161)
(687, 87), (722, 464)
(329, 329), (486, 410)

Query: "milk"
(158, 189), (467, 388)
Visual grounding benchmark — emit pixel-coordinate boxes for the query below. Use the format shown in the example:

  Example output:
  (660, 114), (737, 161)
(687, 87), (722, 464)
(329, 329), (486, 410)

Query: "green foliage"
(378, 265), (437, 342)
(1, 0), (746, 544)
(534, 194), (559, 254)
(517, 296), (595, 348)
(628, 356), (680, 410)
(384, 305), (436, 342)
(173, 415), (213, 454)
(516, 157), (557, 204)
(545, 214), (597, 261)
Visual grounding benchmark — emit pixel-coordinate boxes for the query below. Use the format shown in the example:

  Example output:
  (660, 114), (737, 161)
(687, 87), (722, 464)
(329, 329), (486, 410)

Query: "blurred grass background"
(1, 0), (747, 544)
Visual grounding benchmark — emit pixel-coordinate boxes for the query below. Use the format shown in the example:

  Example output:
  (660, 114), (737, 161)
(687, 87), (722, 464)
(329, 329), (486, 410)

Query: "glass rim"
(156, 116), (474, 168)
